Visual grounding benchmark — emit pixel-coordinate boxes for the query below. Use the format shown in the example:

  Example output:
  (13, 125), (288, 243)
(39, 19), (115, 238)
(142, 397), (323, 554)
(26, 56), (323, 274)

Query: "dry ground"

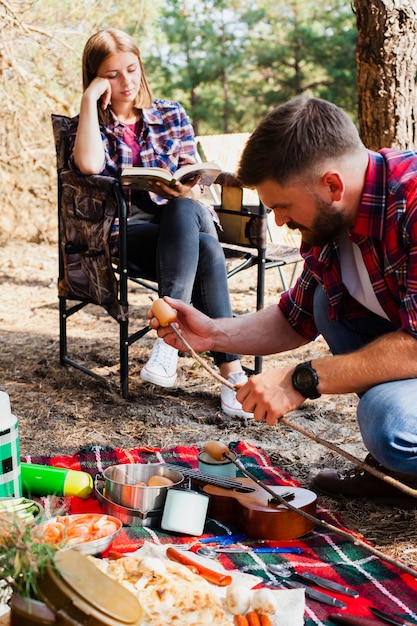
(0, 240), (416, 569)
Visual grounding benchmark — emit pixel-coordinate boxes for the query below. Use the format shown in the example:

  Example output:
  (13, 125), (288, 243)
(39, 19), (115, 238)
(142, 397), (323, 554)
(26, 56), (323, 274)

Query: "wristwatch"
(292, 361), (321, 399)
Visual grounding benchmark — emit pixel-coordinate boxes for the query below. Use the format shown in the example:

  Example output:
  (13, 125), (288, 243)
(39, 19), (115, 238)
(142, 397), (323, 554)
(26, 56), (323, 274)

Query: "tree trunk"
(354, 0), (417, 150)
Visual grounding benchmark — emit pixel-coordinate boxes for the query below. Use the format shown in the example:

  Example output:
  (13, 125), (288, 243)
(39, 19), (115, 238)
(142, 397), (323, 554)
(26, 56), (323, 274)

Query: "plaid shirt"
(279, 148), (417, 341)
(68, 99), (200, 254)
(68, 98), (197, 202)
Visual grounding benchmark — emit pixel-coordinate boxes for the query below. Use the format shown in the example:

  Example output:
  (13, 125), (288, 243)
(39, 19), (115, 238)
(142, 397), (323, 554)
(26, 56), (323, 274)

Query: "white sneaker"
(221, 371), (254, 419)
(140, 338), (178, 388)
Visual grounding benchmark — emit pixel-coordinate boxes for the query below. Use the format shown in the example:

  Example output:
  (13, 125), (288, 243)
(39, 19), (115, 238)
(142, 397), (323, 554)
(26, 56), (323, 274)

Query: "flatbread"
(97, 554), (232, 626)
(92, 542), (305, 626)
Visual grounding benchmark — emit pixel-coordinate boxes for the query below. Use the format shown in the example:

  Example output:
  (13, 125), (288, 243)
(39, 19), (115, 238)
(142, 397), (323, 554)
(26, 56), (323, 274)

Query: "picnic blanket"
(24, 441), (417, 626)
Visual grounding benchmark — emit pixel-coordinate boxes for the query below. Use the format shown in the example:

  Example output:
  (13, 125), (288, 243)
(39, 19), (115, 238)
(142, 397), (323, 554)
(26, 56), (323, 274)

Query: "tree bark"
(354, 0), (417, 150)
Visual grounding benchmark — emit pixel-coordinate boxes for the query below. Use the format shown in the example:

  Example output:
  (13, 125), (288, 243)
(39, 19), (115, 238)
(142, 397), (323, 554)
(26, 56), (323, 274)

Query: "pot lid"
(39, 549), (142, 626)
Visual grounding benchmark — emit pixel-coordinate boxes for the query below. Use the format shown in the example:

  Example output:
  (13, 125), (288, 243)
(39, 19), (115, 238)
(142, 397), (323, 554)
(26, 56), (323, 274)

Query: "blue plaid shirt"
(279, 149), (417, 341)
(68, 98), (197, 203)
(68, 99), (203, 254)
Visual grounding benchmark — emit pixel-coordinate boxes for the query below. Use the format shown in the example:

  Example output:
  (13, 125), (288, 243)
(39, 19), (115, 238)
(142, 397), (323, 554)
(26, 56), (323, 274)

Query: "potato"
(225, 582), (251, 615)
(151, 298), (177, 327)
(147, 475), (175, 487)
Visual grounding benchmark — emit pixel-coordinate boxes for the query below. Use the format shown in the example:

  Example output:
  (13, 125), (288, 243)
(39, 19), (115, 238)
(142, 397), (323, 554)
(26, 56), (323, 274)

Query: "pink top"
(123, 120), (143, 166)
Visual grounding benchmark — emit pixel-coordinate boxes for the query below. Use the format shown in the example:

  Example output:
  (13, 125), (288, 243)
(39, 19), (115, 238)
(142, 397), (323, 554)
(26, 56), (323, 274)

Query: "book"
(121, 161), (222, 190)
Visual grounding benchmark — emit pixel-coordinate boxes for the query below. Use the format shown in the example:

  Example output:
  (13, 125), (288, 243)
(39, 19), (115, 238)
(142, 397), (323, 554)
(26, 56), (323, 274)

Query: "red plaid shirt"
(279, 149), (417, 340)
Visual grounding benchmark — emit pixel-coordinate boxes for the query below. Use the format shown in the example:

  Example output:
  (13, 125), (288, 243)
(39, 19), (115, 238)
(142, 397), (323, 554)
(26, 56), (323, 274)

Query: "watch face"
(292, 362), (321, 399)
(294, 368), (314, 390)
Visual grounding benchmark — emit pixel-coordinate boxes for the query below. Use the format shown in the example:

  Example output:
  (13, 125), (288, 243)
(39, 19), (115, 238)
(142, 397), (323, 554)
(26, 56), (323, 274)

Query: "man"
(151, 95), (417, 506)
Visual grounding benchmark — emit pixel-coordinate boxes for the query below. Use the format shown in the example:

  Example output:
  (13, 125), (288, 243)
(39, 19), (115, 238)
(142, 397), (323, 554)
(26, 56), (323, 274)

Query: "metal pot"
(102, 463), (184, 512)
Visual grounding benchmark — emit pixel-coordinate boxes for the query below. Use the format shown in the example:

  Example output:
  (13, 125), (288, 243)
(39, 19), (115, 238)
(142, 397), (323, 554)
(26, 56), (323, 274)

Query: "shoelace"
(149, 341), (177, 372)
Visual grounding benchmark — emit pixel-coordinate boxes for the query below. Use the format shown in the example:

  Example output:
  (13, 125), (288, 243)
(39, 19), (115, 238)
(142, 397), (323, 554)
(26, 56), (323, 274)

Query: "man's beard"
(287, 195), (346, 246)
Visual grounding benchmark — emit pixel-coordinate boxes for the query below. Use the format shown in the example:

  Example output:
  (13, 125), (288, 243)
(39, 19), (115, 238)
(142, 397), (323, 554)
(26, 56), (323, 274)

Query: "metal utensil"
(196, 546), (302, 558)
(369, 607), (417, 626)
(267, 564), (347, 609)
(293, 571), (359, 598)
(267, 562), (358, 598)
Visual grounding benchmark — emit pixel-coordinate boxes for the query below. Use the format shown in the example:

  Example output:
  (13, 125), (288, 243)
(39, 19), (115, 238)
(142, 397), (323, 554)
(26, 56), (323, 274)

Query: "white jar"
(161, 489), (209, 536)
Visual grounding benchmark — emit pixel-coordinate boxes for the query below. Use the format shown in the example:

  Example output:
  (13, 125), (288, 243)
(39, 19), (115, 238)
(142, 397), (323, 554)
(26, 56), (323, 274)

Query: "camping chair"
(52, 114), (157, 399)
(52, 117), (301, 397)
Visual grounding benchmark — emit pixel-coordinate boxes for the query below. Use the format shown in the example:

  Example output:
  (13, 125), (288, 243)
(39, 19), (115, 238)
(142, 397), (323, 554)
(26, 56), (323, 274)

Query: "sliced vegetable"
(34, 513), (120, 546)
(0, 497), (41, 523)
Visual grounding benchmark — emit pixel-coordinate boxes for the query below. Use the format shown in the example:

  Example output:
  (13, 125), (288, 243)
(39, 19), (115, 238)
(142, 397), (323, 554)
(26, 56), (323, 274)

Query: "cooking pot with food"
(102, 463), (184, 511)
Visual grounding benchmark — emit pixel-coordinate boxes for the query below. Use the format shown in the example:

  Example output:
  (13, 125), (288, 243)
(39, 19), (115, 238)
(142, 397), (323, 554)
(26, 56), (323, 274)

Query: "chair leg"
(120, 317), (129, 399)
(254, 247), (266, 374)
(59, 296), (68, 366)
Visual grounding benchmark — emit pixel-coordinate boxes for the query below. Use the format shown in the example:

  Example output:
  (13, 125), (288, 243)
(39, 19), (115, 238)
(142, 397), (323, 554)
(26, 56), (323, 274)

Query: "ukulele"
(201, 478), (317, 540)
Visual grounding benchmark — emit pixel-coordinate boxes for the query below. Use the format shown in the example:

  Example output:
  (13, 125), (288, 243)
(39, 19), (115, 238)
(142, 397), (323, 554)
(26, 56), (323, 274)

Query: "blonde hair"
(82, 28), (153, 123)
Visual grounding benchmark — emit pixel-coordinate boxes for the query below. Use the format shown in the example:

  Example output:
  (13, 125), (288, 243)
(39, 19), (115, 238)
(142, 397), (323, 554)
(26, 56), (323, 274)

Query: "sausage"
(204, 440), (230, 462)
(246, 612), (261, 626)
(234, 617), (249, 626)
(259, 615), (272, 626)
(151, 298), (177, 327)
(166, 547), (233, 586)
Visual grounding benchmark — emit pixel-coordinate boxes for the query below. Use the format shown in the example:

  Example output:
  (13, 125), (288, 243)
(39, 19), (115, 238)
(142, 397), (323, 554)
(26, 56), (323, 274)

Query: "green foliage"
(140, 0), (357, 134)
(0, 513), (58, 599)
(1, 0), (357, 242)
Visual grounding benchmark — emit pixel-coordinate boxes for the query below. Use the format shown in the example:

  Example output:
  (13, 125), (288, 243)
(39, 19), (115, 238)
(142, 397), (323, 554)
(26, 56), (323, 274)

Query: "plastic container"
(20, 463), (93, 499)
(0, 392), (22, 498)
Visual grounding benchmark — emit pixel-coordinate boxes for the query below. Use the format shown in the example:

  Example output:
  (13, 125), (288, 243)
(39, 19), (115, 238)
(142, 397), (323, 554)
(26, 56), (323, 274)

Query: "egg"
(225, 582), (251, 615)
(147, 475), (175, 487)
(251, 588), (278, 615)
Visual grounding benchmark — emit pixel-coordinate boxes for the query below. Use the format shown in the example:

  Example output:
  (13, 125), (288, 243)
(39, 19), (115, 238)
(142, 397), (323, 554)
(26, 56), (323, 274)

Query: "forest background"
(1, 0), (358, 246)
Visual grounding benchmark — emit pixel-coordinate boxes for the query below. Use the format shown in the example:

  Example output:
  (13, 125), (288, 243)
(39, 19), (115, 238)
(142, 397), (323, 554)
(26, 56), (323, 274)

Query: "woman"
(68, 28), (252, 418)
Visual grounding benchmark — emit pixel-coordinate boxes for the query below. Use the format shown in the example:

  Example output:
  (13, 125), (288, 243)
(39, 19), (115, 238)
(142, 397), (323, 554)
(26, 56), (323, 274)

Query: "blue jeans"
(313, 286), (417, 476)
(126, 195), (240, 367)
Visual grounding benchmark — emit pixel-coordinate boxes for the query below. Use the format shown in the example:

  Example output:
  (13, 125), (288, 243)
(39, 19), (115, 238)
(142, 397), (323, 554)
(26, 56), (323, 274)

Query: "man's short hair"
(237, 95), (363, 187)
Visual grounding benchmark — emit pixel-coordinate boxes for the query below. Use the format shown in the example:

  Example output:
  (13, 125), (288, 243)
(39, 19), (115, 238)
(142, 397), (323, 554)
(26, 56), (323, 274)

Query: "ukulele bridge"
(269, 490), (295, 504)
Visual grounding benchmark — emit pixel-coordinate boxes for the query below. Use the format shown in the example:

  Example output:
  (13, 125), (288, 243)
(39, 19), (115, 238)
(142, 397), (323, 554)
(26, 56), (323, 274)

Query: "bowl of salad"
(33, 513), (122, 555)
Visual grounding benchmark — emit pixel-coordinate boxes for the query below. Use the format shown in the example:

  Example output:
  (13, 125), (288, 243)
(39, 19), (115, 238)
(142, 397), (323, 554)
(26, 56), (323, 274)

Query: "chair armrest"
(214, 171), (244, 188)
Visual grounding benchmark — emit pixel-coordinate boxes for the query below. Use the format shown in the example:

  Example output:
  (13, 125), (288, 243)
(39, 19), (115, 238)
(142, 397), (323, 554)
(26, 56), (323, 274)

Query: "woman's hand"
(148, 176), (202, 200)
(148, 297), (216, 353)
(83, 76), (112, 110)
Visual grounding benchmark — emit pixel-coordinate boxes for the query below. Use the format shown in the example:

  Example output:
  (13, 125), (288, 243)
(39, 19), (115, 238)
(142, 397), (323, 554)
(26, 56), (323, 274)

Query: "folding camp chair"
(52, 114), (158, 399)
(52, 117), (302, 396)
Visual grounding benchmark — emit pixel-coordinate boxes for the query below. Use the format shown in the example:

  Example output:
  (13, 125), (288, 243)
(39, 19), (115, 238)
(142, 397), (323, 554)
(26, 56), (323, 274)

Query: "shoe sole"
(312, 483), (417, 509)
(221, 404), (254, 419)
(140, 369), (177, 388)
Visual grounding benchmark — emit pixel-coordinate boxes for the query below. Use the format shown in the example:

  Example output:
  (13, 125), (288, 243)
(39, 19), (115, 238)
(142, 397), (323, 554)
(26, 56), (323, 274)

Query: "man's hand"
(148, 297), (216, 354)
(236, 367), (306, 425)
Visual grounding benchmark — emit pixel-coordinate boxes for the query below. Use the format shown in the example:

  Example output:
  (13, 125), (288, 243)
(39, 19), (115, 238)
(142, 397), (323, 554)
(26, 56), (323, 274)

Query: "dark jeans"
(126, 195), (240, 367)
(313, 286), (417, 475)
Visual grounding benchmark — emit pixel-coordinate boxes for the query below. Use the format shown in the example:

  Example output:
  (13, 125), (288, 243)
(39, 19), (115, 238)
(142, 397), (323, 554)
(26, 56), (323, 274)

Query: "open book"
(121, 161), (222, 190)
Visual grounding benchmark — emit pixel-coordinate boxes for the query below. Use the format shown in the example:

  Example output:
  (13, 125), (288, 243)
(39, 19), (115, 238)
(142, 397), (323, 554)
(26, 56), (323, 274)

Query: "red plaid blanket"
(24, 441), (417, 626)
